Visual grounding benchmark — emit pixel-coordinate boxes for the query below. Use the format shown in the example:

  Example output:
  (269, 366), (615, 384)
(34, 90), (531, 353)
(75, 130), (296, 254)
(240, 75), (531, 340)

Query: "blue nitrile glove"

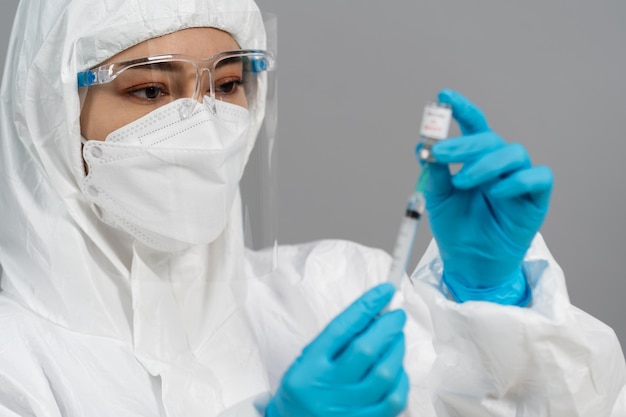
(422, 89), (553, 306)
(265, 283), (409, 417)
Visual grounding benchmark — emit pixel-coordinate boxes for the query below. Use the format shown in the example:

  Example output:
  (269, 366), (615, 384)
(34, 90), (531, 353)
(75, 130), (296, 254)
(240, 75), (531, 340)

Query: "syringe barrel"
(388, 215), (420, 289)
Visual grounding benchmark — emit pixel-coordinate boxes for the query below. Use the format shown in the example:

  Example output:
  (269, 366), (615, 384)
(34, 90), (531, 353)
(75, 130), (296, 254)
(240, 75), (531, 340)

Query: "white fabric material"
(0, 0), (624, 416)
(82, 98), (253, 251)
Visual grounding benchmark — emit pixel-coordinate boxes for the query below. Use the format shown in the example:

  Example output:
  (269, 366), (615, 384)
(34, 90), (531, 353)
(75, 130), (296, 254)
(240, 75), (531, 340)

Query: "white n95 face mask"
(81, 98), (252, 252)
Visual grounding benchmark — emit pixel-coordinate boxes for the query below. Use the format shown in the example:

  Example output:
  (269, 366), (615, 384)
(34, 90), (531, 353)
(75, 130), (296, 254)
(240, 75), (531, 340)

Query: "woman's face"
(80, 27), (241, 141)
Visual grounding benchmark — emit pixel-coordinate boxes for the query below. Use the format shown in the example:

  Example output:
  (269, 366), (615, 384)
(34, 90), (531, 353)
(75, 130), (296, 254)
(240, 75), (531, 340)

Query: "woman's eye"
(215, 79), (243, 95)
(129, 85), (165, 100)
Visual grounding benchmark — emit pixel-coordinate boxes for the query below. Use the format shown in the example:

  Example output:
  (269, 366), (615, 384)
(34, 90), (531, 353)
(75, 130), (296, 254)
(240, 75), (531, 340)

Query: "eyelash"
(214, 78), (245, 95)
(122, 77), (245, 103)
(126, 83), (168, 102)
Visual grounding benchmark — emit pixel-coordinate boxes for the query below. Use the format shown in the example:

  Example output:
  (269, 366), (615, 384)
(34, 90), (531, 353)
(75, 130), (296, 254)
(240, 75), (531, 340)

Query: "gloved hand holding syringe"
(387, 101), (452, 289)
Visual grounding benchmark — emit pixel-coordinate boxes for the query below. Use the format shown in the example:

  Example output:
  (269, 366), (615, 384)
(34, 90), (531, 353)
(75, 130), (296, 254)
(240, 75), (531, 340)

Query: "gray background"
(2, 1), (625, 348)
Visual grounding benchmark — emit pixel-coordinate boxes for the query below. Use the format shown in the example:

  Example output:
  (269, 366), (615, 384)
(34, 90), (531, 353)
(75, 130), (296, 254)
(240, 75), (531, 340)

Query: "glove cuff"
(442, 269), (531, 307)
(264, 399), (279, 417)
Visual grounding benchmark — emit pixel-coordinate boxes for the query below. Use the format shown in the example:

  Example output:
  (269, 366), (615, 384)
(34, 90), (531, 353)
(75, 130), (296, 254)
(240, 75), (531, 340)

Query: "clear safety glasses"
(77, 49), (275, 117)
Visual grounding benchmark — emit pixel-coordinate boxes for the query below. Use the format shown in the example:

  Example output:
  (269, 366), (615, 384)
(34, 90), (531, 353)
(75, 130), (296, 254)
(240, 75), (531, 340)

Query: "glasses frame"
(77, 49), (275, 109)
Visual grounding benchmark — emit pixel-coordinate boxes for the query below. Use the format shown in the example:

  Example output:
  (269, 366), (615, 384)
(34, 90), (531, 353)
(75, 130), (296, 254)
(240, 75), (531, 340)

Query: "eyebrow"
(215, 56), (243, 70)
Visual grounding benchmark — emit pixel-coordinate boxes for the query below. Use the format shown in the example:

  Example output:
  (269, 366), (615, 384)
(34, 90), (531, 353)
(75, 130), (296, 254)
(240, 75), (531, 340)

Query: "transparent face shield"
(77, 13), (278, 271)
(240, 13), (279, 271)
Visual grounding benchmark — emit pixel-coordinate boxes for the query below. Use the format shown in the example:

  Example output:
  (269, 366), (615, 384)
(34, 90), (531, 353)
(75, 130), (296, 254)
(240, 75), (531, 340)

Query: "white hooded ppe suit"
(0, 0), (625, 416)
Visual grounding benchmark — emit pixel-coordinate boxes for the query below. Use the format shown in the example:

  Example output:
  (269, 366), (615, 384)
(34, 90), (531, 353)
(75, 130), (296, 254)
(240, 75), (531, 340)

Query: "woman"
(0, 0), (623, 416)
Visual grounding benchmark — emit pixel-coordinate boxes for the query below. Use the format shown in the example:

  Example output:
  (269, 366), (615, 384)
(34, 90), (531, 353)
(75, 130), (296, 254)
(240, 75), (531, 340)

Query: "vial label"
(419, 104), (452, 140)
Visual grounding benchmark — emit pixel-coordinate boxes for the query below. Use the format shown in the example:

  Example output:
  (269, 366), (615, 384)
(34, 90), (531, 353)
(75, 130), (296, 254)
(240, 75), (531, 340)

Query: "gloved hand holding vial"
(424, 89), (553, 305)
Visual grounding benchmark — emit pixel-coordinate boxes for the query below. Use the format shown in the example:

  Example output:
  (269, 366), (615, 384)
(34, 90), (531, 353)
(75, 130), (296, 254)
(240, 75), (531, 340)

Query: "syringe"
(387, 100), (451, 290)
(387, 165), (430, 289)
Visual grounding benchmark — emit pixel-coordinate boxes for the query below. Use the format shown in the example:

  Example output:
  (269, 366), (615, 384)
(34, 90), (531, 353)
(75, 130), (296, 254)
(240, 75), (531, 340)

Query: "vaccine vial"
(418, 102), (452, 162)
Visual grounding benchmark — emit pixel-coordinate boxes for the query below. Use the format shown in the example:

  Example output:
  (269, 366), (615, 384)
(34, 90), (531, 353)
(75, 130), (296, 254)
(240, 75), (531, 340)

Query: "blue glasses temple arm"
(77, 71), (96, 87)
(250, 57), (269, 73)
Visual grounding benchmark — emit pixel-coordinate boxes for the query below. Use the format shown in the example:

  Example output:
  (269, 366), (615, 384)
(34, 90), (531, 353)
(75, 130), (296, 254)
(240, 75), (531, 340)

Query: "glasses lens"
(209, 52), (271, 114)
(80, 59), (199, 127)
(118, 59), (198, 105)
